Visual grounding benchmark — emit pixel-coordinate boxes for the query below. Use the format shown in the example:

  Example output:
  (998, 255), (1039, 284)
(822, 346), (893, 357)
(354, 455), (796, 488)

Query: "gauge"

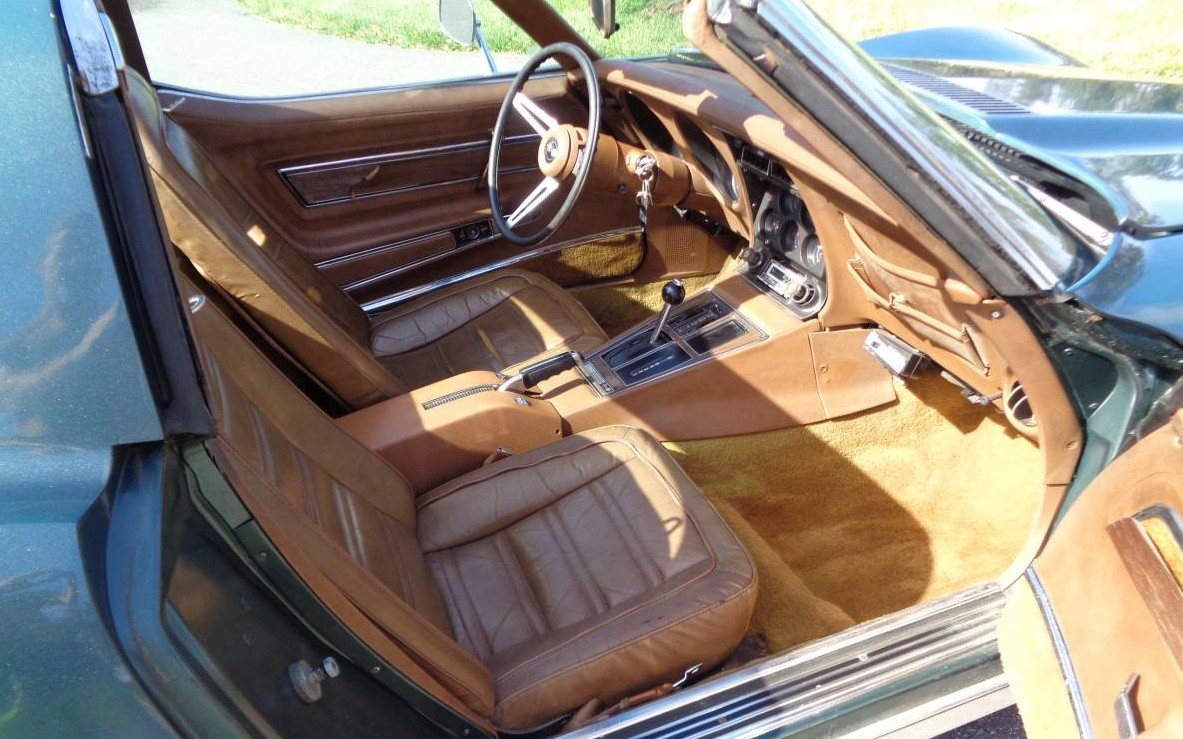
(776, 220), (799, 254)
(801, 236), (825, 274)
(775, 188), (801, 219)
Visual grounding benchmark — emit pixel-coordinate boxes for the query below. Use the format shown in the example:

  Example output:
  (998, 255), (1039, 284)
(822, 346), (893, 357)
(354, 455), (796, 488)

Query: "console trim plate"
(579, 290), (767, 395)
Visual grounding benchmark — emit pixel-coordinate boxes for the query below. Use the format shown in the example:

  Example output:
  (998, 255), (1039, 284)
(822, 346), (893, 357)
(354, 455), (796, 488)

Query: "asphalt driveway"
(129, 0), (526, 97)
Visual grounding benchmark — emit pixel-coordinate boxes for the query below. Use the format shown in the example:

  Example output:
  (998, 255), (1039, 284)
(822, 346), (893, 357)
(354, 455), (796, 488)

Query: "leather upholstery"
(183, 279), (756, 730)
(370, 269), (606, 389)
(124, 69), (606, 408)
(418, 426), (757, 728)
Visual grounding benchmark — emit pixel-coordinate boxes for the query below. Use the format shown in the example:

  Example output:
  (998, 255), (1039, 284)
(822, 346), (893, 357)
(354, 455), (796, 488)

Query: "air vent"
(882, 63), (1029, 116)
(1004, 380), (1038, 438)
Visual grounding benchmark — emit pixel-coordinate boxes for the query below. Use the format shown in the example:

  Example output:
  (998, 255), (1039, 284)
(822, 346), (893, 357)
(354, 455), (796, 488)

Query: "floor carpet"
(573, 274), (718, 337)
(664, 372), (1043, 652)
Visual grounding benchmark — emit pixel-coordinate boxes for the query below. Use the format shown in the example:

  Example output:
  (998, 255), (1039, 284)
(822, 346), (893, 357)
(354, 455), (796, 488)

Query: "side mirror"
(590, 0), (617, 38)
(439, 0), (476, 47)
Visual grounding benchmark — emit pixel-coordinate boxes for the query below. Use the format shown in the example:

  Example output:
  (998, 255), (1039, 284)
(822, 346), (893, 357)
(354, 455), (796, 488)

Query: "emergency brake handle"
(497, 351), (583, 392)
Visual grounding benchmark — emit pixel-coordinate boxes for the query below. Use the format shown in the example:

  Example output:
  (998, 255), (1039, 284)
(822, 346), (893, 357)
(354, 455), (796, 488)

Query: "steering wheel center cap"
(538, 125), (580, 178)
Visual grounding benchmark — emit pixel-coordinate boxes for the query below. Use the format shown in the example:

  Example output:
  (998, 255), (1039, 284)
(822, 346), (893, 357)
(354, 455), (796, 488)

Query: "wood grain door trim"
(1108, 510), (1183, 668)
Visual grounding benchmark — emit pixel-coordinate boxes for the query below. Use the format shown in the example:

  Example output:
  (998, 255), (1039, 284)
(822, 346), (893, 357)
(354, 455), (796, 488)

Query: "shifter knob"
(650, 279), (685, 345)
(662, 279), (686, 307)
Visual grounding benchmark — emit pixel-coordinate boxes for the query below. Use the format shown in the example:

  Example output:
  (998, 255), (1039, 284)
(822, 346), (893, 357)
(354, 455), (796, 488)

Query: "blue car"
(4, 0), (1182, 736)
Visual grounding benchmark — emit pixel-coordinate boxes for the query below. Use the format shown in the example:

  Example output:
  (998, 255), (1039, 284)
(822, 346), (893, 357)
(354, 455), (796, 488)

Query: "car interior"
(110, 0), (1088, 733)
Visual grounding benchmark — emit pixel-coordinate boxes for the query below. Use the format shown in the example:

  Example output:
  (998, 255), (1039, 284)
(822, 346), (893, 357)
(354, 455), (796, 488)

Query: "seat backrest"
(124, 69), (407, 409)
(182, 278), (495, 722)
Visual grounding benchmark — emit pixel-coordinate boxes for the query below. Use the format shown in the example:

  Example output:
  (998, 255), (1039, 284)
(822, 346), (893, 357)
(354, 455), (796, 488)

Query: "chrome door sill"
(562, 583), (1006, 739)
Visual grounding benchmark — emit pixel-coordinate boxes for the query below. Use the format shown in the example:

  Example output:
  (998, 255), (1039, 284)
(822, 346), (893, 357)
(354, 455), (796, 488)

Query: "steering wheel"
(488, 42), (601, 247)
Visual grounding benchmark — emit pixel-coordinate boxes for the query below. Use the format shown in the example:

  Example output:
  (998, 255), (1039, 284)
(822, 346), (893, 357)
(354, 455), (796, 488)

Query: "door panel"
(999, 413), (1183, 739)
(158, 74), (640, 299)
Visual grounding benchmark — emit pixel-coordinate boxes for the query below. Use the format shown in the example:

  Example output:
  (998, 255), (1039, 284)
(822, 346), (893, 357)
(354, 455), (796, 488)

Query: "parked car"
(3, 0), (1181, 736)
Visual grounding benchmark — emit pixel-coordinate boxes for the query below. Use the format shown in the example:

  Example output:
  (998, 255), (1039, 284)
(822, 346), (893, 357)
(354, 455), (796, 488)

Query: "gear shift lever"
(649, 279), (685, 345)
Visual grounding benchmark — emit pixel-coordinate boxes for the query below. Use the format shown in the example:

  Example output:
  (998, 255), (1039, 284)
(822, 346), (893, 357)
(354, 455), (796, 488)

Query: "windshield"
(550, 0), (687, 58)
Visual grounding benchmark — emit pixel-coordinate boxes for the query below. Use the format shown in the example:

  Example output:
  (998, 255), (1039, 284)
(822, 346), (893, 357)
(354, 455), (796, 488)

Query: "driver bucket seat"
(124, 70), (607, 410)
(183, 277), (757, 730)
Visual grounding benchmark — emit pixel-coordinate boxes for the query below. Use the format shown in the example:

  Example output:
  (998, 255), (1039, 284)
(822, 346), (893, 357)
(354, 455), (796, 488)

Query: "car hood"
(860, 38), (1183, 236)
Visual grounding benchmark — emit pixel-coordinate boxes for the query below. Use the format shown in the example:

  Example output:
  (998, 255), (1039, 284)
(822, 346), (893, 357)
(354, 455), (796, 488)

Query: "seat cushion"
(369, 269), (607, 389)
(417, 426), (758, 730)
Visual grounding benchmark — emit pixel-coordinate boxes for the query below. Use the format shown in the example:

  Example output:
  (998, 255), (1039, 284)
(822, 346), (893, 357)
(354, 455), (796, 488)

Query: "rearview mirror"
(590, 0), (617, 38)
(439, 0), (476, 47)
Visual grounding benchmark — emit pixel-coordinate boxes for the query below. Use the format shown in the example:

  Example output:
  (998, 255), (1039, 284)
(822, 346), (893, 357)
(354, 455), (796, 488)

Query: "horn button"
(538, 124), (582, 179)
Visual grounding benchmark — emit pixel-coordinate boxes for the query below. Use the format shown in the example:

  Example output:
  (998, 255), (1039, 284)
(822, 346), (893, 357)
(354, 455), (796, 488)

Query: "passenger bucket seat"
(183, 279), (757, 730)
(124, 69), (607, 410)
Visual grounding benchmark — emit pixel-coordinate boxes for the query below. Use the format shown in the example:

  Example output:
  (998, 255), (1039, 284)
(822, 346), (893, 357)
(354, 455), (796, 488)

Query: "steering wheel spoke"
(507, 177), (560, 227)
(488, 42), (601, 247)
(512, 92), (559, 136)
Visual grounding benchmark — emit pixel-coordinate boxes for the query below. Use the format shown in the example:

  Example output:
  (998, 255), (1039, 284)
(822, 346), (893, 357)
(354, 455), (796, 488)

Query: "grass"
(237, 0), (1182, 80)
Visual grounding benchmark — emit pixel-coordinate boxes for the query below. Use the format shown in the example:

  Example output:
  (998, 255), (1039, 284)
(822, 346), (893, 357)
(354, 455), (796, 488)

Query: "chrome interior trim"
(843, 671), (1012, 739)
(579, 290), (767, 396)
(318, 229), (463, 270)
(281, 134), (538, 208)
(280, 133), (538, 177)
(359, 226), (642, 313)
(565, 583), (1006, 739)
(1025, 567), (1095, 739)
(152, 64), (567, 104)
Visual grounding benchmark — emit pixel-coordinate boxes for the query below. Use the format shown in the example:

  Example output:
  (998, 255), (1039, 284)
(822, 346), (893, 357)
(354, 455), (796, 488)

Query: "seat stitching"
(418, 435), (629, 508)
(377, 513), (422, 615)
(491, 438), (723, 683)
(540, 507), (606, 617)
(495, 578), (757, 709)
(593, 474), (664, 587)
(245, 405), (277, 486)
(371, 276), (601, 359)
(493, 534), (549, 635)
(338, 587), (494, 713)
(213, 440), (493, 711)
(421, 460), (634, 552)
(446, 549), (497, 659)
(550, 503), (612, 612)
(290, 450), (323, 529)
(429, 553), (490, 660)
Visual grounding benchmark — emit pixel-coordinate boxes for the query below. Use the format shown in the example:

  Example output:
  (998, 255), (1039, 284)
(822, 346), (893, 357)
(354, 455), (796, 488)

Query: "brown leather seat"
(124, 69), (606, 410)
(185, 280), (757, 731)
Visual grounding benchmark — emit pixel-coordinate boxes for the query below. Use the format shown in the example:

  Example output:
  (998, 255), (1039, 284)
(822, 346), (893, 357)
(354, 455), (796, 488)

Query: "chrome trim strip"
(1025, 567), (1096, 739)
(359, 226), (643, 313)
(843, 672), (1012, 739)
(582, 291), (768, 396)
(281, 135), (538, 208)
(292, 165), (536, 210)
(152, 65), (567, 104)
(564, 583), (1005, 739)
(280, 133), (538, 177)
(318, 228), (466, 270)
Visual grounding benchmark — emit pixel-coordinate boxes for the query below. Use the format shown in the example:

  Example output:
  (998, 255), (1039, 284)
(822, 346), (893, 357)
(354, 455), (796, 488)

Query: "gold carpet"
(573, 274), (717, 337)
(664, 372), (1043, 652)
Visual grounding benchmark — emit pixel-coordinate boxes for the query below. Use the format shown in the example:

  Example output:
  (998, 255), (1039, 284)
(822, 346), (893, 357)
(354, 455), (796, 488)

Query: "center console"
(578, 291), (765, 395)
